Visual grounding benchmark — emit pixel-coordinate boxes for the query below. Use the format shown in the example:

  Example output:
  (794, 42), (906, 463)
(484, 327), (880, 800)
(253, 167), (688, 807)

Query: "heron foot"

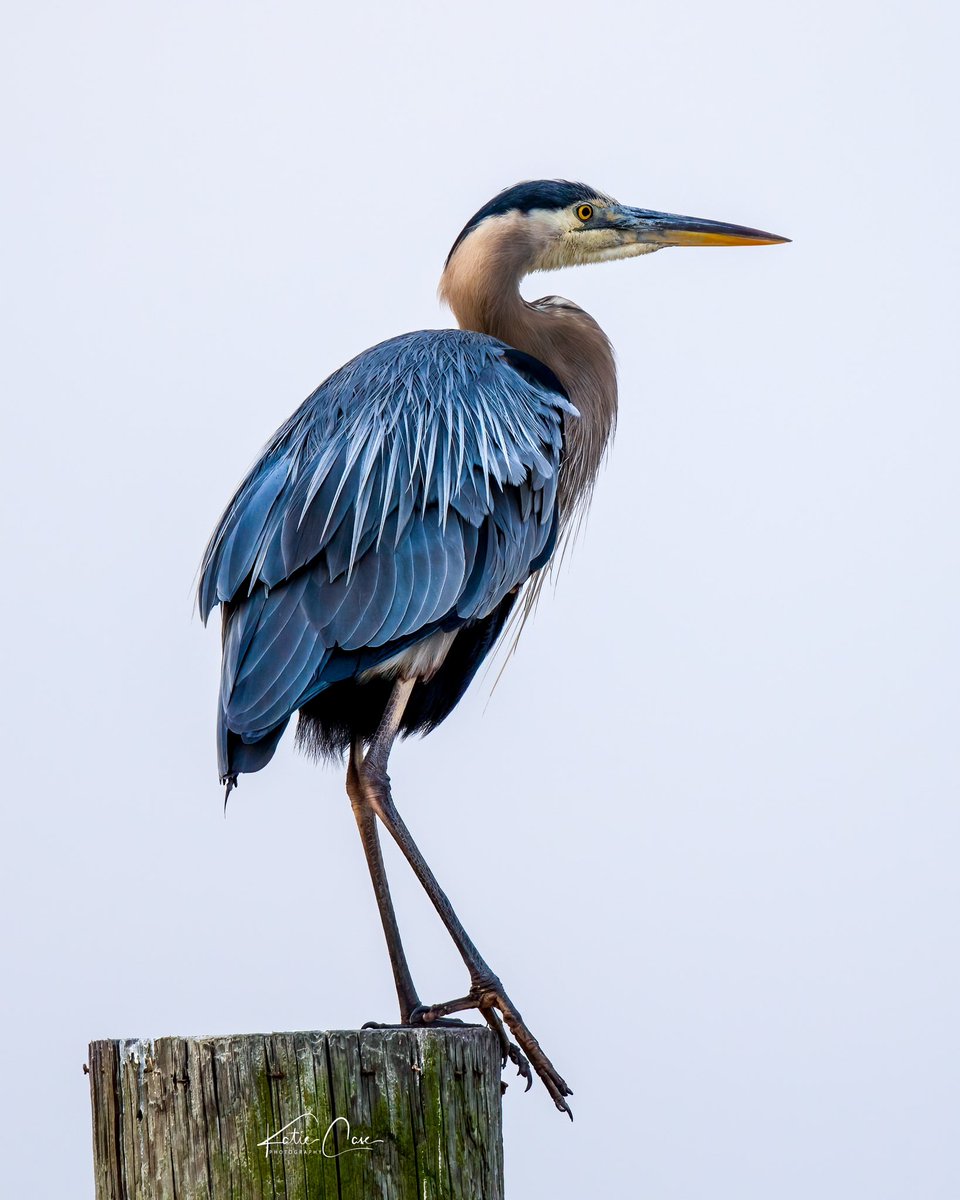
(480, 1005), (533, 1092)
(411, 979), (572, 1117)
(362, 1016), (469, 1030)
(403, 1003), (532, 1090)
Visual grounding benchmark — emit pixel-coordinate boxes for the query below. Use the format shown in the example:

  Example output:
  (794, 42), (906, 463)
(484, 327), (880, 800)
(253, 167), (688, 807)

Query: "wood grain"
(88, 1027), (504, 1199)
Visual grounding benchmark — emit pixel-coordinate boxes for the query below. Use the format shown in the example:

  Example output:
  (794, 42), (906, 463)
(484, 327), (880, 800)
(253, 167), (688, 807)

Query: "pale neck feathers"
(439, 212), (618, 523)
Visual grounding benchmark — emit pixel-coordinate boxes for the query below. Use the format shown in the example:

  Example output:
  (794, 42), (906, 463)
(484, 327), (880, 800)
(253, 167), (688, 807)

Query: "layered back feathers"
(198, 329), (575, 778)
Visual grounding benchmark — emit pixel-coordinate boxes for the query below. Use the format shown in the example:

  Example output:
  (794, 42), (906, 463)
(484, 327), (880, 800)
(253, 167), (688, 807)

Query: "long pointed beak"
(617, 206), (789, 248)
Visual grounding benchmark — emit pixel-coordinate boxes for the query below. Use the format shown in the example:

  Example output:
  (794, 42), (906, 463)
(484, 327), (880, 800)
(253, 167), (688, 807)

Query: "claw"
(507, 1042), (533, 1092)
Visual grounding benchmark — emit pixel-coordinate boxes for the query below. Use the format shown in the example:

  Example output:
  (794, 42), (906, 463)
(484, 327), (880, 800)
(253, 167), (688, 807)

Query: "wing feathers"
(200, 329), (573, 763)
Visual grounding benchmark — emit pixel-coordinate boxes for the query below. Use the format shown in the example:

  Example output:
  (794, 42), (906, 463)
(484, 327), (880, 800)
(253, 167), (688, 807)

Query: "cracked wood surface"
(88, 1027), (504, 1199)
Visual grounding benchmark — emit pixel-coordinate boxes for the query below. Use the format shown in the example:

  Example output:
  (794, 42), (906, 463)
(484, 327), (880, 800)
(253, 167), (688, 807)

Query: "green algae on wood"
(88, 1027), (504, 1200)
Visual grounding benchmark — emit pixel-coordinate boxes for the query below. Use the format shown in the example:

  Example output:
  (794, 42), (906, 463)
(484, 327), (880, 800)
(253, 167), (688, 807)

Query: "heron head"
(445, 179), (789, 276)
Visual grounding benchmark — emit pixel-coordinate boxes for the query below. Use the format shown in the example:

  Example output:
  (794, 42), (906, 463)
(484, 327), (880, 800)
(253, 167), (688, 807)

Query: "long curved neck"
(439, 220), (618, 521)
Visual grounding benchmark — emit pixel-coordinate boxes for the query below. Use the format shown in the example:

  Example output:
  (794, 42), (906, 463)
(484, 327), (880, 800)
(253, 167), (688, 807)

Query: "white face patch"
(528, 203), (660, 272)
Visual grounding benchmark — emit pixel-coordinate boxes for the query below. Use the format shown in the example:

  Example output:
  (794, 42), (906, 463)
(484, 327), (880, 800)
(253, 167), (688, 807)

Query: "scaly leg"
(356, 678), (571, 1116)
(348, 692), (477, 1032)
(347, 737), (420, 1023)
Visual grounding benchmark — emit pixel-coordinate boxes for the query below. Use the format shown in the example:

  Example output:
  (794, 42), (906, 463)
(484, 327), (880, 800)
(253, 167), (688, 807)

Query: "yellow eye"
(576, 203), (594, 222)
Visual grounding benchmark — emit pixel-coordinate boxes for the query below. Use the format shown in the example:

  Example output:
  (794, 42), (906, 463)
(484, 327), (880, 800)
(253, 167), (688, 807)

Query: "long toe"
(481, 1007), (532, 1091)
(407, 1005), (470, 1029)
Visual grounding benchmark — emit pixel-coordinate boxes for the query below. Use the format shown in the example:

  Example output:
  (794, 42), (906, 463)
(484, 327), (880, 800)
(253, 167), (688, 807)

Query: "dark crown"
(446, 179), (601, 264)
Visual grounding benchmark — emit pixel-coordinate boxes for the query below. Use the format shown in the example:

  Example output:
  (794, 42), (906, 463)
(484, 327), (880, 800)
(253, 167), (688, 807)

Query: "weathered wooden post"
(88, 1026), (504, 1199)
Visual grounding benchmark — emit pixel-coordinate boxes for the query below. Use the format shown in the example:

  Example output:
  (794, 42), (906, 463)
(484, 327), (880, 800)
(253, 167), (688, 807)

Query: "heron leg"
(356, 678), (571, 1116)
(347, 732), (421, 1024)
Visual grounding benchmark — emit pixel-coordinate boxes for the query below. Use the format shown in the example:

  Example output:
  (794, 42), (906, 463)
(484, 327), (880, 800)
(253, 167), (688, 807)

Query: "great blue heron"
(199, 180), (787, 1115)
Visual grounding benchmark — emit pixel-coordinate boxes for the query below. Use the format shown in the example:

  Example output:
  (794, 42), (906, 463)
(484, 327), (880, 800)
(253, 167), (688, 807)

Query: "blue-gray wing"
(199, 329), (575, 774)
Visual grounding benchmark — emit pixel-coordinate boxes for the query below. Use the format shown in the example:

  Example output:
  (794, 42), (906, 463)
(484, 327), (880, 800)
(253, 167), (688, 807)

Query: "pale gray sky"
(2, 1), (958, 1195)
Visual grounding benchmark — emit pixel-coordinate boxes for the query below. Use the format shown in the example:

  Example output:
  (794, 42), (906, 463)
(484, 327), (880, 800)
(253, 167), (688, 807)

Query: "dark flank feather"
(199, 328), (574, 782)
